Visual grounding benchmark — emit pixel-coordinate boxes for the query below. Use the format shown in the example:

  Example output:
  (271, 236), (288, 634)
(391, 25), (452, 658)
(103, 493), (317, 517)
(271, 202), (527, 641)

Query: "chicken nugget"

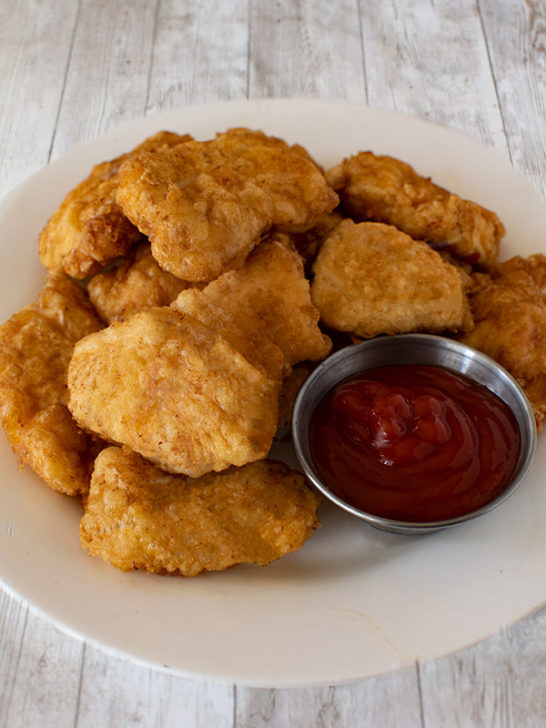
(277, 363), (314, 431)
(221, 127), (320, 166)
(492, 253), (546, 297)
(68, 307), (284, 478)
(116, 128), (339, 281)
(170, 287), (286, 381)
(0, 275), (104, 495)
(87, 242), (190, 323)
(311, 220), (473, 338)
(288, 209), (345, 270)
(39, 131), (192, 278)
(80, 446), (321, 575)
(459, 254), (546, 430)
(327, 151), (505, 268)
(172, 233), (331, 367)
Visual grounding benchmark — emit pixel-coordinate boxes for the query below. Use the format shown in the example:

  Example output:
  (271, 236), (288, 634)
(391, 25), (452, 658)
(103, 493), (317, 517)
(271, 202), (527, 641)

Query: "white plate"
(0, 99), (545, 688)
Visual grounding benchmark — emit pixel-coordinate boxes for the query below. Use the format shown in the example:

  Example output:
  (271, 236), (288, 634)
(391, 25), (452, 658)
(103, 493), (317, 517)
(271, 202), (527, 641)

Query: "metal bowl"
(292, 334), (537, 535)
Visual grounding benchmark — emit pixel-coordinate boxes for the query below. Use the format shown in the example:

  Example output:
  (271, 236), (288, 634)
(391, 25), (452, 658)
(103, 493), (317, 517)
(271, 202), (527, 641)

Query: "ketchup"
(308, 365), (521, 522)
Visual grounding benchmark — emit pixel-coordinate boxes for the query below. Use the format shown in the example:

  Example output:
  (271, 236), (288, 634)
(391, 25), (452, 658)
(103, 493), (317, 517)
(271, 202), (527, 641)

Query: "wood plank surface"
(1, 611), (83, 728)
(0, 592), (29, 727)
(76, 645), (233, 728)
(0, 0), (79, 197)
(235, 667), (423, 728)
(0, 1), (545, 726)
(147, 0), (249, 114)
(419, 607), (546, 728)
(358, 0), (508, 154)
(50, 0), (158, 159)
(248, 0), (366, 101)
(478, 0), (546, 197)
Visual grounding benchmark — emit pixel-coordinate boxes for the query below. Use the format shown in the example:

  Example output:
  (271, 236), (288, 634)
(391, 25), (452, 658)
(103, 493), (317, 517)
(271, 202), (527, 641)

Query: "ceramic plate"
(0, 99), (544, 687)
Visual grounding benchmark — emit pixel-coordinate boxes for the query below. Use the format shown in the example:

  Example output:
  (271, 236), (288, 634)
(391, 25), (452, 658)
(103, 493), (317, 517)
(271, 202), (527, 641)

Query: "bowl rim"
(291, 333), (538, 533)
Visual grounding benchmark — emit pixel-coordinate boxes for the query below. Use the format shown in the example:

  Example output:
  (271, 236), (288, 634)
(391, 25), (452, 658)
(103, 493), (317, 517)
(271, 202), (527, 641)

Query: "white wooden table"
(1, 1), (545, 725)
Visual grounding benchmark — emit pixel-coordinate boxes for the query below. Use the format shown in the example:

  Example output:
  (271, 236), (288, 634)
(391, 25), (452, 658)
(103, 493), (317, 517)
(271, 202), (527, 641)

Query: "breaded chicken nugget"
(459, 254), (546, 430)
(80, 447), (321, 575)
(169, 287), (287, 382)
(39, 131), (192, 278)
(87, 242), (190, 323)
(288, 209), (345, 270)
(327, 151), (505, 268)
(0, 275), (104, 495)
(277, 363), (314, 431)
(311, 220), (473, 338)
(491, 253), (546, 296)
(172, 233), (331, 367)
(221, 127), (320, 166)
(116, 128), (339, 281)
(68, 307), (284, 477)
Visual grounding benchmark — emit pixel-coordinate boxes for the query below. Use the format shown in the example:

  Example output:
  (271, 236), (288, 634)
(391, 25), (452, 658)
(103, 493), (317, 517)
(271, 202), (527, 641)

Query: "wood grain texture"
(501, 606), (546, 725)
(0, 0), (79, 198)
(358, 0), (509, 155)
(0, 593), (28, 727)
(51, 0), (158, 160)
(146, 0), (248, 114)
(235, 666), (423, 727)
(0, 0), (545, 726)
(0, 602), (83, 728)
(249, 0), (366, 101)
(478, 0), (546, 198)
(419, 606), (546, 728)
(76, 644), (234, 728)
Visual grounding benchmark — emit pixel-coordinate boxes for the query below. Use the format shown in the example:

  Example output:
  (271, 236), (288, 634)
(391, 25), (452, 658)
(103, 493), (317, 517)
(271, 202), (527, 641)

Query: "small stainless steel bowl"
(292, 334), (537, 535)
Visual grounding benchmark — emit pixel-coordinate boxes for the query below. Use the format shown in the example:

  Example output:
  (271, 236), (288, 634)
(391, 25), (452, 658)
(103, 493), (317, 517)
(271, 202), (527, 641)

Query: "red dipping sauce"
(308, 365), (521, 522)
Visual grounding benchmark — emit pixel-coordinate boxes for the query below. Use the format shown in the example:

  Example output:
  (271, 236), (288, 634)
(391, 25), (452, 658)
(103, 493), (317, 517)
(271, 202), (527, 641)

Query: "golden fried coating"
(80, 447), (320, 575)
(459, 254), (546, 430)
(288, 209), (345, 269)
(277, 363), (314, 431)
(311, 220), (473, 338)
(493, 254), (546, 296)
(116, 128), (339, 282)
(0, 275), (104, 495)
(326, 151), (505, 268)
(172, 233), (331, 367)
(170, 288), (286, 381)
(68, 307), (284, 477)
(87, 242), (190, 323)
(39, 131), (192, 278)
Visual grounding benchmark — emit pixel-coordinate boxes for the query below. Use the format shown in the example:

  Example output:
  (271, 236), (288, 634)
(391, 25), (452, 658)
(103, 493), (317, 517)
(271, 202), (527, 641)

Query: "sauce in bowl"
(308, 365), (521, 522)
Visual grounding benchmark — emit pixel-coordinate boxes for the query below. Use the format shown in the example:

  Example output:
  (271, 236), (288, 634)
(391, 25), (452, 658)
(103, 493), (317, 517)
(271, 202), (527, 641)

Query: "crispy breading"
(172, 233), (331, 367)
(80, 447), (321, 575)
(87, 242), (190, 323)
(169, 287), (286, 381)
(458, 254), (546, 430)
(288, 209), (345, 269)
(326, 151), (505, 268)
(277, 363), (314, 431)
(67, 307), (284, 477)
(0, 275), (104, 495)
(311, 220), (473, 338)
(523, 377), (546, 432)
(220, 127), (321, 166)
(39, 131), (192, 278)
(116, 128), (339, 282)
(493, 254), (546, 296)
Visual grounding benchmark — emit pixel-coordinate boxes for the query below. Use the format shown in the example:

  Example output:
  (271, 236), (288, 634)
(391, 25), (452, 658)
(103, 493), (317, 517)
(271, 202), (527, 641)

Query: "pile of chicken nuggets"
(0, 126), (544, 577)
